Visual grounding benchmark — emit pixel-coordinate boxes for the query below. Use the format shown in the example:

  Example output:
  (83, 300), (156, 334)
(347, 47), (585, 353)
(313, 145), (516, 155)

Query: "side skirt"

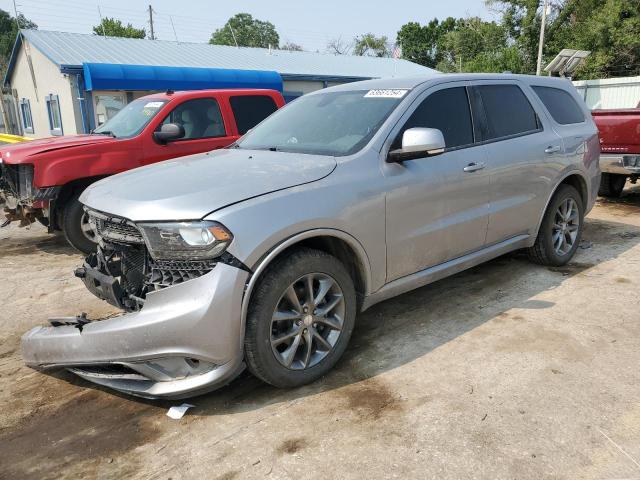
(361, 234), (530, 311)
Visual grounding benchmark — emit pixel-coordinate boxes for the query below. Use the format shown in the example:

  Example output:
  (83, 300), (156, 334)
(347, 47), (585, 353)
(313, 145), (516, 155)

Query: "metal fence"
(573, 76), (640, 110)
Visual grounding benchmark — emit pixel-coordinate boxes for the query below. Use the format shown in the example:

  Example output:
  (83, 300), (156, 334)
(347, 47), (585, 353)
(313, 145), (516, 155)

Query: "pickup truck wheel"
(527, 184), (584, 267)
(62, 193), (97, 254)
(245, 247), (356, 388)
(598, 173), (626, 198)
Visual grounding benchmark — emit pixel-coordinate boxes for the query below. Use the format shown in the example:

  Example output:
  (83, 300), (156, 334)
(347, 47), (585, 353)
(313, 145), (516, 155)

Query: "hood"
(0, 135), (115, 164)
(81, 148), (336, 221)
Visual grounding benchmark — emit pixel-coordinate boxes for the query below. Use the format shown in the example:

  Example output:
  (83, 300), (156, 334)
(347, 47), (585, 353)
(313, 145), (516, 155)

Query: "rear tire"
(244, 247), (356, 388)
(527, 184), (584, 267)
(598, 173), (626, 198)
(62, 193), (97, 254)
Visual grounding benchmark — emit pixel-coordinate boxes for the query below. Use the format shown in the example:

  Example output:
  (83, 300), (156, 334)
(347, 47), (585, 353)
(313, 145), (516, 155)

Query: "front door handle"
(463, 162), (486, 173)
(545, 145), (562, 154)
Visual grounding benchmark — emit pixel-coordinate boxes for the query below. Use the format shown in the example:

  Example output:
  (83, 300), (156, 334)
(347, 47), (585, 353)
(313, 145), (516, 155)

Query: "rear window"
(532, 86), (585, 125)
(478, 85), (539, 140)
(230, 95), (278, 135)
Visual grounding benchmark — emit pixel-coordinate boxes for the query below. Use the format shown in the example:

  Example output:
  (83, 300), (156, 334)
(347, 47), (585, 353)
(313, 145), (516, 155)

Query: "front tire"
(244, 248), (356, 388)
(527, 184), (584, 266)
(598, 173), (626, 198)
(62, 193), (97, 254)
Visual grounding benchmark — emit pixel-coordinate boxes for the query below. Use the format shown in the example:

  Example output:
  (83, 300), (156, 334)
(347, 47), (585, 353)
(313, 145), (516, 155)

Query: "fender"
(238, 228), (372, 350)
(531, 168), (591, 243)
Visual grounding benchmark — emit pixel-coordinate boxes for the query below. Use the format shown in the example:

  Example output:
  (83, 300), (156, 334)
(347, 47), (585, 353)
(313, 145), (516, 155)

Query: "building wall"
(9, 39), (79, 137)
(282, 80), (325, 95)
(573, 76), (640, 109)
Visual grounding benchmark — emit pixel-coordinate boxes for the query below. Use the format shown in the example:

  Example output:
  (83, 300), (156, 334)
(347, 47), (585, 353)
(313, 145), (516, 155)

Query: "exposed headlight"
(138, 221), (233, 260)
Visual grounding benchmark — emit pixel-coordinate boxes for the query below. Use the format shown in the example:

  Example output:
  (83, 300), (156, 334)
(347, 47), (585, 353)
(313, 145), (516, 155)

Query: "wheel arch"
(51, 175), (108, 230)
(240, 229), (372, 340)
(533, 170), (589, 240)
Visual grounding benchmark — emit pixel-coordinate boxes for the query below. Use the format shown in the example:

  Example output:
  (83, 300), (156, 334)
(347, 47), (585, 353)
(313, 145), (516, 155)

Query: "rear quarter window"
(230, 95), (279, 134)
(532, 86), (585, 125)
(477, 84), (540, 140)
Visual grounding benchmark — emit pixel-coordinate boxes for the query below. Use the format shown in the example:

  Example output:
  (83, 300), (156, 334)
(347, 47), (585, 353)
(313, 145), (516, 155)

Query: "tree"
(281, 41), (303, 52)
(92, 17), (145, 39)
(396, 17), (457, 68)
(210, 13), (279, 49)
(353, 33), (390, 57)
(326, 37), (351, 55)
(0, 9), (37, 75)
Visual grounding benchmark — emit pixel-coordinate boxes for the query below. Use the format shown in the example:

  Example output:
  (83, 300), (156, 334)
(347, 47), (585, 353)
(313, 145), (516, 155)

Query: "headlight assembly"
(138, 221), (233, 260)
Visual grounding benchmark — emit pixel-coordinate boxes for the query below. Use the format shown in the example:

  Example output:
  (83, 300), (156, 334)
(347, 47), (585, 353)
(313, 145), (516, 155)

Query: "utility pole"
(148, 5), (155, 40)
(536, 0), (549, 76)
(12, 0), (20, 29)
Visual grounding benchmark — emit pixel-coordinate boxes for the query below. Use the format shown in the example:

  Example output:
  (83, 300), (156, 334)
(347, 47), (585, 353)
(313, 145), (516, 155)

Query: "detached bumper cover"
(21, 262), (249, 399)
(600, 155), (640, 175)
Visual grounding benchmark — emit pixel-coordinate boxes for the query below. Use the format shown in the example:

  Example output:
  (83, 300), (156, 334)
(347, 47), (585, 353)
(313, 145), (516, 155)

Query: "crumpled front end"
(21, 208), (250, 399)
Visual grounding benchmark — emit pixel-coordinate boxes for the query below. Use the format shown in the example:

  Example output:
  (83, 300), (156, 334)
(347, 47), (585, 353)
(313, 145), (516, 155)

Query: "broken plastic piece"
(166, 403), (195, 420)
(49, 312), (91, 331)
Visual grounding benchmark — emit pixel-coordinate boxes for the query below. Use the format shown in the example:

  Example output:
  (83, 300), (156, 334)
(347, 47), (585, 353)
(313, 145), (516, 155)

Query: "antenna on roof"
(97, 6), (106, 37)
(166, 89), (174, 95)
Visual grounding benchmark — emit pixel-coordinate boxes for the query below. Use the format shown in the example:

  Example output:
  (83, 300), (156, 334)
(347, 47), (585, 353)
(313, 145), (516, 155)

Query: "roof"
(6, 29), (434, 85)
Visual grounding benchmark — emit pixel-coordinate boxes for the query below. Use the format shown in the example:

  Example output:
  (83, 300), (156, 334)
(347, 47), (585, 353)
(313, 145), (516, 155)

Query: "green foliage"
(353, 33), (390, 57)
(397, 0), (640, 79)
(281, 42), (303, 52)
(210, 13), (279, 49)
(0, 9), (37, 75)
(93, 17), (146, 39)
(396, 18), (456, 68)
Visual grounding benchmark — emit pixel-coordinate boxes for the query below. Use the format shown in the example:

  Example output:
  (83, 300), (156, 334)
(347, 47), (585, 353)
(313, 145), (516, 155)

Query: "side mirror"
(387, 127), (446, 163)
(153, 123), (185, 144)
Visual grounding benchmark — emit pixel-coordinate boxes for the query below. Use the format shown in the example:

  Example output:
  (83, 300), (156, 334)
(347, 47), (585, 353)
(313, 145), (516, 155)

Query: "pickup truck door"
(383, 84), (491, 281)
(142, 97), (237, 166)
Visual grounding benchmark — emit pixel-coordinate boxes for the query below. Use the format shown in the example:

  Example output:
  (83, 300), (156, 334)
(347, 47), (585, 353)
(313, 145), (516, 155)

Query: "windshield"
(237, 89), (407, 156)
(93, 98), (168, 138)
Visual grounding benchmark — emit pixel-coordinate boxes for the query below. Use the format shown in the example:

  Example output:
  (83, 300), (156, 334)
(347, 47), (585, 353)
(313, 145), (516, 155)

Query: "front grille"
(87, 209), (144, 244)
(148, 259), (217, 290)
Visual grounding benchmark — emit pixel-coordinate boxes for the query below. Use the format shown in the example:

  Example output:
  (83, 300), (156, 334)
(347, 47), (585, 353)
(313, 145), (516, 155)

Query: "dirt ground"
(1, 186), (640, 480)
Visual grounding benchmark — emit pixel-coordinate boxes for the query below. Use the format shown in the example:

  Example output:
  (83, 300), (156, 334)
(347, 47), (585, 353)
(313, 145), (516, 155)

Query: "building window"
(94, 93), (126, 126)
(19, 98), (34, 134)
(45, 94), (63, 136)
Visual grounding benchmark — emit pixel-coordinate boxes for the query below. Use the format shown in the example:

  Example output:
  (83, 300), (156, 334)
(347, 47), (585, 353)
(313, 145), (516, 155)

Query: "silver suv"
(22, 74), (600, 399)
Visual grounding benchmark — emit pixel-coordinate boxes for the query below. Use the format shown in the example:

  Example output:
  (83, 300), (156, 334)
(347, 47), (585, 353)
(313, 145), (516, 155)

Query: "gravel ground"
(1, 186), (640, 480)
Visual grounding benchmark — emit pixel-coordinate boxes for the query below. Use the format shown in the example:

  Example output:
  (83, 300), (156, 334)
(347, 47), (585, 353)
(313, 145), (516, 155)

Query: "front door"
(143, 97), (235, 166)
(384, 85), (490, 281)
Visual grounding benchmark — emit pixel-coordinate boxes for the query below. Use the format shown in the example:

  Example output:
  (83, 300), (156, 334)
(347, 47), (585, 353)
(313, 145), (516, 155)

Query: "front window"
(93, 98), (168, 139)
(237, 89), (407, 156)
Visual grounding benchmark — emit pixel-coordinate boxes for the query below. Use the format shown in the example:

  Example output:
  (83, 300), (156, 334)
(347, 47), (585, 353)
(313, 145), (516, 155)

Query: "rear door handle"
(545, 145), (562, 154)
(463, 162), (485, 173)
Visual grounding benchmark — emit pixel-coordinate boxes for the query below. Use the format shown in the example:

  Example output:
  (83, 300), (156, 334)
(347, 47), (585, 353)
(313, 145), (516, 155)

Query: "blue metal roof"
(5, 29), (435, 86)
(83, 63), (283, 92)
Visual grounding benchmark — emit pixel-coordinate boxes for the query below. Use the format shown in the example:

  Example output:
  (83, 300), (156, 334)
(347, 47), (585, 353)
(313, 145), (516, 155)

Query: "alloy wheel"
(552, 198), (579, 256)
(80, 212), (97, 242)
(270, 273), (345, 370)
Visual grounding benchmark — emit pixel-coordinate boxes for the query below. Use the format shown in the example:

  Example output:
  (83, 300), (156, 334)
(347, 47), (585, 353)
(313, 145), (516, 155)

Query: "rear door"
(227, 94), (280, 136)
(384, 83), (491, 281)
(470, 81), (563, 244)
(142, 97), (235, 165)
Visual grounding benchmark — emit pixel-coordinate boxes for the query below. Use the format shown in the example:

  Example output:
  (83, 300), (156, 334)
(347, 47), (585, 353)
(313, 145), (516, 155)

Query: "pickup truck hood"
(0, 135), (114, 164)
(81, 148), (336, 221)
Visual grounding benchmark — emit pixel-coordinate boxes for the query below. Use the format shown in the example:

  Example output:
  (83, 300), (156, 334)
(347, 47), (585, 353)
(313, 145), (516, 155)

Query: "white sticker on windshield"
(364, 89), (408, 99)
(144, 101), (164, 108)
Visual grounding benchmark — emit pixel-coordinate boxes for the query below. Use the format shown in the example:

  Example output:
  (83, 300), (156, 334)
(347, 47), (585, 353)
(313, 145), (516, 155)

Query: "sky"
(0, 0), (497, 52)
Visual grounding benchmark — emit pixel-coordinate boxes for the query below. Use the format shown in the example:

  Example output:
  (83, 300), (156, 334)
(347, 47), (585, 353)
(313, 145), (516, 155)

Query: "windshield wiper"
(92, 130), (116, 138)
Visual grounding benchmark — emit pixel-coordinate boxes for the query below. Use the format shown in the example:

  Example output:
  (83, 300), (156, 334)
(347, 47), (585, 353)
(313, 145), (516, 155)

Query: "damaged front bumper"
(21, 262), (250, 399)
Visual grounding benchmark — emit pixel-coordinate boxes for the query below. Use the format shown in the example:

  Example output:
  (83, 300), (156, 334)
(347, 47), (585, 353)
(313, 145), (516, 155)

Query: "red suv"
(0, 89), (284, 252)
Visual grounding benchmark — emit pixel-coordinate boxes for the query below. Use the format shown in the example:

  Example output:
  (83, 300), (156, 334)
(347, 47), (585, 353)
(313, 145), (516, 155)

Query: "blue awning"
(82, 63), (283, 92)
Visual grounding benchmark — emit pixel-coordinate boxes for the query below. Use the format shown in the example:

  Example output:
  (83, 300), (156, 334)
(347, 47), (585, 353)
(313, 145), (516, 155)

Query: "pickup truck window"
(393, 87), (474, 150)
(532, 86), (585, 125)
(94, 98), (168, 139)
(237, 90), (404, 156)
(478, 85), (539, 140)
(230, 95), (279, 135)
(159, 98), (226, 140)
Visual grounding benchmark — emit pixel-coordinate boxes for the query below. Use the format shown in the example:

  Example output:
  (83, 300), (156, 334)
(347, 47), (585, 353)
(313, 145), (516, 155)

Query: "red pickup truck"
(593, 108), (640, 197)
(0, 88), (284, 252)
